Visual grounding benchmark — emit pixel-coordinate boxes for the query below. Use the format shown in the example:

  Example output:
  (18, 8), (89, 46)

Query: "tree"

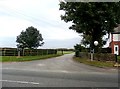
(59, 2), (120, 49)
(16, 26), (44, 49)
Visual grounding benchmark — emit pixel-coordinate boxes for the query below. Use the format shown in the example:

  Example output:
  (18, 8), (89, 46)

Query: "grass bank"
(73, 57), (115, 68)
(1, 54), (62, 62)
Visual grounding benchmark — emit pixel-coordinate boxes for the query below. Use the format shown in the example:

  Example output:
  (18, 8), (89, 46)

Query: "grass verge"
(73, 57), (115, 68)
(117, 56), (120, 61)
(1, 54), (63, 62)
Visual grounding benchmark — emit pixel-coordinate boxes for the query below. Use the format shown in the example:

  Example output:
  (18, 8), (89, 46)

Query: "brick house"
(109, 25), (120, 55)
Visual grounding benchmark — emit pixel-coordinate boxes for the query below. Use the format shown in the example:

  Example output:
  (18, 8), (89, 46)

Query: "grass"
(117, 56), (120, 64)
(1, 54), (62, 62)
(1, 51), (73, 62)
(57, 51), (74, 54)
(73, 57), (115, 68)
(117, 56), (120, 60)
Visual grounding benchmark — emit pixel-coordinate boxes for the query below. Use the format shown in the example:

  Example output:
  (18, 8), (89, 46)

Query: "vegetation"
(117, 56), (120, 63)
(16, 26), (44, 49)
(57, 51), (74, 54)
(1, 50), (73, 62)
(117, 56), (120, 60)
(73, 57), (115, 68)
(1, 54), (62, 62)
(1, 48), (57, 56)
(59, 2), (120, 50)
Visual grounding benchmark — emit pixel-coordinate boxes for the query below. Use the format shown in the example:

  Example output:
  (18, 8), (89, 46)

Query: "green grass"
(1, 51), (73, 62)
(117, 56), (120, 63)
(117, 56), (120, 60)
(57, 51), (74, 54)
(1, 54), (62, 62)
(73, 57), (115, 68)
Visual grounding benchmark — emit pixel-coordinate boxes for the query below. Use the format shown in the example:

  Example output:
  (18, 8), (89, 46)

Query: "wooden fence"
(0, 48), (57, 56)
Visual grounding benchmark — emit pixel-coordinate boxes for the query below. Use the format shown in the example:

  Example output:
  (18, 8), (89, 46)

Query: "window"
(115, 47), (118, 51)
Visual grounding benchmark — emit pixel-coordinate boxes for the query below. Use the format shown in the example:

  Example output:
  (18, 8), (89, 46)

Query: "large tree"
(16, 26), (44, 49)
(59, 2), (120, 49)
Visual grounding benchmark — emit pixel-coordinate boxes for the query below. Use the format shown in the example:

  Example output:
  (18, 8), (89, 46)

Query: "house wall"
(113, 34), (120, 41)
(110, 41), (120, 55)
(119, 34), (120, 40)
(109, 33), (120, 55)
(113, 34), (118, 41)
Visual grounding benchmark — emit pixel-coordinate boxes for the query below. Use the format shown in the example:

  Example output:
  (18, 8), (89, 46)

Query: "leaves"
(16, 26), (44, 49)
(59, 2), (120, 48)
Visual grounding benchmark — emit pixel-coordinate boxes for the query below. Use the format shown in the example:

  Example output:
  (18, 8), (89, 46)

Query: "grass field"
(57, 51), (74, 54)
(73, 57), (115, 68)
(1, 51), (73, 62)
(1, 54), (62, 62)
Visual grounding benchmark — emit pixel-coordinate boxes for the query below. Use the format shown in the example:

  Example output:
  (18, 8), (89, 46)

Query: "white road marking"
(0, 80), (40, 85)
(61, 70), (70, 73)
(38, 64), (45, 66)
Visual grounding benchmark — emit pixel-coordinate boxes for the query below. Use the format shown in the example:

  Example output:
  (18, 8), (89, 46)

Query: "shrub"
(77, 52), (116, 62)
(94, 53), (115, 61)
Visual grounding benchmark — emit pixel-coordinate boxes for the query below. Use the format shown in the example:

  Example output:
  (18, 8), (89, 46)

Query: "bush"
(94, 53), (115, 61)
(76, 52), (116, 62)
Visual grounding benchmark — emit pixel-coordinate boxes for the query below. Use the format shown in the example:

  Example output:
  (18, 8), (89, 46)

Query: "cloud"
(0, 0), (80, 48)
(41, 37), (81, 49)
(0, 16), (33, 37)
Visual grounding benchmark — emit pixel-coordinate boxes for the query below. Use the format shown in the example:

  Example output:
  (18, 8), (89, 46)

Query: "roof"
(112, 24), (120, 34)
(114, 24), (120, 33)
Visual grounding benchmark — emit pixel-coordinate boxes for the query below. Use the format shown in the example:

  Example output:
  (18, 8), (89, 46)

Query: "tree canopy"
(16, 26), (44, 49)
(59, 2), (120, 49)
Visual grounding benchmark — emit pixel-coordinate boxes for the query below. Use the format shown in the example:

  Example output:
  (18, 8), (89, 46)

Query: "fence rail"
(0, 48), (57, 56)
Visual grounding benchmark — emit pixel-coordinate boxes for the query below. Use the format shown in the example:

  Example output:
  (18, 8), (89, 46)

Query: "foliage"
(74, 44), (87, 57)
(16, 26), (44, 49)
(74, 44), (87, 52)
(77, 52), (115, 62)
(94, 53), (115, 61)
(59, 2), (120, 49)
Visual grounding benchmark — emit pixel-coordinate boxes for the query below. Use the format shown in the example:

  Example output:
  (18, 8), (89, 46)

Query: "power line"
(0, 5), (68, 30)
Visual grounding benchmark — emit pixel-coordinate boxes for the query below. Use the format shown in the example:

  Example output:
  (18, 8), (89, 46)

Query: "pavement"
(1, 53), (119, 87)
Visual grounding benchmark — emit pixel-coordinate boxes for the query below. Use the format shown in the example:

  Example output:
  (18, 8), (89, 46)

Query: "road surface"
(2, 53), (118, 87)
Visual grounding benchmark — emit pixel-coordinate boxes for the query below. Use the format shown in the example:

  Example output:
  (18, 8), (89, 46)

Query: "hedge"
(76, 52), (116, 62)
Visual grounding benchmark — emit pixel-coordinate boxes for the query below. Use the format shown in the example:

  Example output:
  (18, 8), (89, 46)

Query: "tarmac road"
(1, 53), (118, 87)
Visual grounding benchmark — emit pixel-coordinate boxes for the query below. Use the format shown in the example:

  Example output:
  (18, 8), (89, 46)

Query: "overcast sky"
(0, 0), (81, 49)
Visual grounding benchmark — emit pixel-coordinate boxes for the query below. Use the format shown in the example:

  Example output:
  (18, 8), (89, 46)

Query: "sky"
(0, 0), (81, 49)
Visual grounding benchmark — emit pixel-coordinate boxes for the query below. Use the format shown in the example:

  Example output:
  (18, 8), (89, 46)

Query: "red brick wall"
(110, 41), (120, 55)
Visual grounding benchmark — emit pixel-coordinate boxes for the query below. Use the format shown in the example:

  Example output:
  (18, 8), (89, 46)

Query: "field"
(57, 51), (74, 54)
(1, 51), (73, 62)
(1, 54), (62, 62)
